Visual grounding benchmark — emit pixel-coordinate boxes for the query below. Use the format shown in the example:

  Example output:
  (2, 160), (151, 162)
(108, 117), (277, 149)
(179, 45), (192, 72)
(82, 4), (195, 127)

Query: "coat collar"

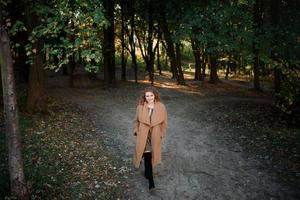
(138, 101), (165, 127)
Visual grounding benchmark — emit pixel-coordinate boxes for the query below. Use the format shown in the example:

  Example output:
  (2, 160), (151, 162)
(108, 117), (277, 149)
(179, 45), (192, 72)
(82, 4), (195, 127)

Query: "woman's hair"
(138, 86), (161, 105)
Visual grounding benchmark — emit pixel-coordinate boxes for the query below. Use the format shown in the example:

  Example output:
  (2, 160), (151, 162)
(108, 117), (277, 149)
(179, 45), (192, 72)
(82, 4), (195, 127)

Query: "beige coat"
(133, 101), (167, 168)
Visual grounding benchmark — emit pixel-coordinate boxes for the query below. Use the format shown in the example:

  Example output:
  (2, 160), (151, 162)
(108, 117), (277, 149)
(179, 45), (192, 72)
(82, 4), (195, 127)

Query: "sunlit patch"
(124, 70), (261, 97)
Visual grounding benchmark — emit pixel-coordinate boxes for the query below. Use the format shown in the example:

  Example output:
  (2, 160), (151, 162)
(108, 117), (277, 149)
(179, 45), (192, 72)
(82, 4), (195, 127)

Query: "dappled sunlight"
(154, 81), (205, 96)
(126, 71), (206, 96)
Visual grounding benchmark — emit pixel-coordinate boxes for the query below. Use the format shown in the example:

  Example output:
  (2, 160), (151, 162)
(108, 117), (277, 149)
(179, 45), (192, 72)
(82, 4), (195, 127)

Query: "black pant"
(143, 152), (155, 189)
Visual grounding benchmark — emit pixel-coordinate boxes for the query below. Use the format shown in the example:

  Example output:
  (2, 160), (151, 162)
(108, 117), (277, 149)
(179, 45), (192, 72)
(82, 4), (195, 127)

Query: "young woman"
(133, 86), (168, 190)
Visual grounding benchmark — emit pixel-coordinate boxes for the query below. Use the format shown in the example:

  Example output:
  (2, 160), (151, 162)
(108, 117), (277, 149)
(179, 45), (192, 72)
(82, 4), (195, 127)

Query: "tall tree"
(160, 12), (178, 81)
(175, 42), (185, 84)
(145, 0), (155, 84)
(209, 55), (219, 83)
(135, 0), (158, 84)
(103, 0), (116, 87)
(270, 0), (281, 93)
(25, 0), (47, 113)
(156, 28), (162, 75)
(120, 0), (127, 81)
(0, 26), (29, 200)
(128, 0), (138, 83)
(252, 0), (263, 91)
(191, 38), (201, 80)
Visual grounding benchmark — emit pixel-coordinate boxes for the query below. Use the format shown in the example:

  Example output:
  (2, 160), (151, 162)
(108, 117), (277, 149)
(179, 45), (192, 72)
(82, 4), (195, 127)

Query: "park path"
(48, 74), (298, 200)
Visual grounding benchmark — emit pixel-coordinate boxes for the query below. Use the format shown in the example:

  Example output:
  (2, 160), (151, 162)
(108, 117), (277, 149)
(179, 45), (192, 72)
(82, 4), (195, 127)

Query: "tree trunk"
(62, 66), (68, 76)
(225, 64), (229, 79)
(26, 40), (47, 112)
(209, 55), (219, 83)
(232, 54), (237, 74)
(0, 26), (29, 200)
(161, 15), (178, 80)
(25, 0), (46, 113)
(238, 55), (242, 75)
(191, 39), (201, 80)
(252, 46), (260, 90)
(68, 55), (75, 87)
(14, 32), (29, 84)
(146, 0), (154, 84)
(201, 52), (207, 81)
(225, 54), (232, 79)
(129, 0), (138, 83)
(252, 0), (263, 91)
(271, 0), (281, 93)
(121, 0), (126, 81)
(157, 32), (162, 75)
(175, 43), (185, 85)
(103, 0), (115, 87)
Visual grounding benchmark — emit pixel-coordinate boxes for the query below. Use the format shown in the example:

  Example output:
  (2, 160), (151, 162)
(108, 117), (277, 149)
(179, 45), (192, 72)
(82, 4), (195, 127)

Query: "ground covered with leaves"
(0, 97), (128, 199)
(1, 76), (299, 199)
(233, 104), (299, 185)
(203, 94), (300, 191)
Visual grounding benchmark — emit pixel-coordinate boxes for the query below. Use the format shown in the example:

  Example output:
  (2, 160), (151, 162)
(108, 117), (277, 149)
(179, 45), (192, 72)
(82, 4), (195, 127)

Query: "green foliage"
(181, 41), (193, 61)
(173, 0), (253, 58)
(275, 66), (300, 125)
(24, 0), (108, 72)
(9, 21), (26, 36)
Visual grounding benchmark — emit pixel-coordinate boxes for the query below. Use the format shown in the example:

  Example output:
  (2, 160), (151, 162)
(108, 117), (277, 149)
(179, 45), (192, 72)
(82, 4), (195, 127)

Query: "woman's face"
(145, 91), (155, 104)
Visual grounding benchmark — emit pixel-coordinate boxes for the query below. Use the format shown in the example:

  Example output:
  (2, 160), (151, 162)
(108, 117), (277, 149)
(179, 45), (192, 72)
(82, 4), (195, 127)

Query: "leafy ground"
(205, 101), (300, 186)
(1, 72), (299, 199)
(0, 97), (129, 199)
(46, 72), (300, 199)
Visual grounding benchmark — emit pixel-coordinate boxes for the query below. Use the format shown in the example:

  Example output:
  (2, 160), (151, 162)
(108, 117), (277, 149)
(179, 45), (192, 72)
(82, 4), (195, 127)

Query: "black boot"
(144, 152), (155, 190)
(143, 153), (149, 179)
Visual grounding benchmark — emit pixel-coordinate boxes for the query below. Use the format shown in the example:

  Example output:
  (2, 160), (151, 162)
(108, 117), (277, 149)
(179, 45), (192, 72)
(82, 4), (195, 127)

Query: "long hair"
(138, 86), (161, 105)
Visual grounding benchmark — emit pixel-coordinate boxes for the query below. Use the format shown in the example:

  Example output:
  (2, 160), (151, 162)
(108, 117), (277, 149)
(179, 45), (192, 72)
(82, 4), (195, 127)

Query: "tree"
(175, 42), (185, 84)
(156, 27), (162, 75)
(270, 0), (281, 93)
(127, 0), (138, 83)
(103, 0), (116, 87)
(135, 0), (159, 84)
(160, 12), (178, 81)
(191, 37), (202, 81)
(0, 26), (29, 200)
(25, 0), (107, 83)
(24, 0), (47, 113)
(120, 0), (127, 81)
(252, 0), (263, 91)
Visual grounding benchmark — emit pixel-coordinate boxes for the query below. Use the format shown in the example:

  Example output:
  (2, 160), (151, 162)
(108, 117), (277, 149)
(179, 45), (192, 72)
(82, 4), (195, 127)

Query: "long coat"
(133, 101), (167, 168)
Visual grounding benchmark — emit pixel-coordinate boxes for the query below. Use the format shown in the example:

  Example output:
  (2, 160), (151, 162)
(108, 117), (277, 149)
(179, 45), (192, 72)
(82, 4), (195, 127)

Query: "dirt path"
(48, 75), (299, 200)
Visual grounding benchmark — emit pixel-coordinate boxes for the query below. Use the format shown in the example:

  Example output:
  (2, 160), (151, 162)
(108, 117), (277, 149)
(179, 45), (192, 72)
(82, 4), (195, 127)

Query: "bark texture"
(0, 27), (29, 200)
(26, 40), (47, 112)
(25, 0), (46, 112)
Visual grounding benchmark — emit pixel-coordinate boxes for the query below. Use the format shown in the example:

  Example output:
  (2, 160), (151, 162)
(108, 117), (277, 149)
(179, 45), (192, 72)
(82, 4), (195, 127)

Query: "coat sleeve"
(133, 106), (139, 136)
(160, 107), (168, 138)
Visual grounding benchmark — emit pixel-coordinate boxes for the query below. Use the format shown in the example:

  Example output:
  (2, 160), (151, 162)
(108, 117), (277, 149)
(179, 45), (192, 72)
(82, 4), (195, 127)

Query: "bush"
(275, 75), (300, 126)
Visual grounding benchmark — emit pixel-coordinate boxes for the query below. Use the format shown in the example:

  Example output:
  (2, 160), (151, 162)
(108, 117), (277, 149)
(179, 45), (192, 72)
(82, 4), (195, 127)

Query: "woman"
(133, 86), (168, 190)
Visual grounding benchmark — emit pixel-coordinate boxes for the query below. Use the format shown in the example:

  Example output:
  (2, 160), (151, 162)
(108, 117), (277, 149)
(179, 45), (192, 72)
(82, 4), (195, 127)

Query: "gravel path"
(47, 74), (299, 200)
